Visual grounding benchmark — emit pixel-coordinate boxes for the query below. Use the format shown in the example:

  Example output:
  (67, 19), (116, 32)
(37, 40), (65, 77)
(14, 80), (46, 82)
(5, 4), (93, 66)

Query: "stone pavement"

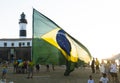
(0, 65), (120, 83)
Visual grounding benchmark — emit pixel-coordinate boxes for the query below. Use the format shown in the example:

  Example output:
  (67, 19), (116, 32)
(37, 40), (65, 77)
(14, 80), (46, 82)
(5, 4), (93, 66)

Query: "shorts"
(96, 65), (99, 70)
(110, 72), (117, 77)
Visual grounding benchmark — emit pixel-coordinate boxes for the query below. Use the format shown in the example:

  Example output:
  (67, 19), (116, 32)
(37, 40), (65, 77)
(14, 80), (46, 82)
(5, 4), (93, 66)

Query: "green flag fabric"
(32, 8), (92, 76)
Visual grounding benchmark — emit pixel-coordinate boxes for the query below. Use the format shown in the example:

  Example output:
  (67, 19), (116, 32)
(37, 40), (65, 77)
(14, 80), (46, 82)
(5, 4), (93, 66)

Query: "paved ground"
(0, 65), (120, 83)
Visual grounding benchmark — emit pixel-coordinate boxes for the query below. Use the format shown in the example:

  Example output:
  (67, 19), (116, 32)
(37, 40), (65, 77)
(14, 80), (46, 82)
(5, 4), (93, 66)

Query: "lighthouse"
(19, 12), (27, 38)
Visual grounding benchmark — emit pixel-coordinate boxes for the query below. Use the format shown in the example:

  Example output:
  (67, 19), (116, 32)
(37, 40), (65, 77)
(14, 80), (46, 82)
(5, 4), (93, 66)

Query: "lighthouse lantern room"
(19, 12), (27, 38)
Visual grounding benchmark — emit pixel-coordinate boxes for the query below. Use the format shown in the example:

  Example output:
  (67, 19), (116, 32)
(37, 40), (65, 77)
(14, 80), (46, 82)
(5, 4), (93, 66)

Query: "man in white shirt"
(88, 75), (94, 83)
(110, 60), (119, 83)
(99, 73), (109, 83)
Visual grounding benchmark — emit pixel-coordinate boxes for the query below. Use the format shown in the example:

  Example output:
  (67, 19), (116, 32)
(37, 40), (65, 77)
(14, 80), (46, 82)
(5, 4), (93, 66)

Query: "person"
(52, 64), (55, 71)
(17, 58), (22, 64)
(91, 58), (95, 73)
(46, 64), (50, 72)
(99, 73), (109, 83)
(95, 58), (100, 73)
(18, 61), (24, 73)
(109, 60), (119, 83)
(100, 59), (105, 75)
(35, 64), (40, 73)
(118, 59), (120, 73)
(1, 62), (8, 82)
(13, 60), (18, 73)
(87, 75), (94, 83)
(23, 60), (28, 73)
(27, 60), (34, 79)
(104, 60), (111, 81)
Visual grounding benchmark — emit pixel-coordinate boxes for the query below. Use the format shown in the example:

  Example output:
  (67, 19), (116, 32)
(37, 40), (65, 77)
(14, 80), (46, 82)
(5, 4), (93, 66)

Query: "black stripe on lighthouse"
(20, 30), (26, 36)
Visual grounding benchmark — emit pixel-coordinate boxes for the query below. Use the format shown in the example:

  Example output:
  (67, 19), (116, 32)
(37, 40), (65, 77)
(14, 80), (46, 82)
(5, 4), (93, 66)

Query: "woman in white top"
(104, 60), (111, 81)
(100, 60), (105, 74)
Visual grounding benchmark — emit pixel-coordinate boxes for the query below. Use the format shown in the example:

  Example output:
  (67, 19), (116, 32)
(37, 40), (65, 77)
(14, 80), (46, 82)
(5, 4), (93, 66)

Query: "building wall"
(0, 38), (32, 62)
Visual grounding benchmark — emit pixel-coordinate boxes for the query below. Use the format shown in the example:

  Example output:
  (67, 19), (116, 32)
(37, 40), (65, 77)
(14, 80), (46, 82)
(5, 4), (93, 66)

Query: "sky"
(0, 0), (120, 59)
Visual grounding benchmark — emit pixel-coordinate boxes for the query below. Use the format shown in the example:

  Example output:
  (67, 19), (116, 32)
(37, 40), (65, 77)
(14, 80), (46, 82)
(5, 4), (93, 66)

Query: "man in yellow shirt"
(95, 58), (100, 73)
(27, 60), (34, 79)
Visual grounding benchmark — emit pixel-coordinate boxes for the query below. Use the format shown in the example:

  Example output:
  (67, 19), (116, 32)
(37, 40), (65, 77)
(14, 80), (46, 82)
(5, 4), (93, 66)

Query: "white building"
(0, 13), (32, 62)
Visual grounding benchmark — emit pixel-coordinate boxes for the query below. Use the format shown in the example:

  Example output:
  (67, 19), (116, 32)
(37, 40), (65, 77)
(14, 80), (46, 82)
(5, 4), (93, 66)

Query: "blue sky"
(1, 0), (120, 59)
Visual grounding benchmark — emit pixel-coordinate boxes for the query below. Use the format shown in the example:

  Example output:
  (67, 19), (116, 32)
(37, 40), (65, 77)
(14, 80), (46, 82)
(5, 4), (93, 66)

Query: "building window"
(22, 42), (25, 46)
(27, 42), (30, 46)
(4, 43), (7, 47)
(11, 43), (14, 47)
(19, 42), (21, 47)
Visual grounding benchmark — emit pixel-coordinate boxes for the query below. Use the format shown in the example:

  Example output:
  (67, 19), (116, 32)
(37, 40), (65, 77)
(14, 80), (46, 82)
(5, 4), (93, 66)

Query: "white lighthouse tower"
(19, 12), (27, 38)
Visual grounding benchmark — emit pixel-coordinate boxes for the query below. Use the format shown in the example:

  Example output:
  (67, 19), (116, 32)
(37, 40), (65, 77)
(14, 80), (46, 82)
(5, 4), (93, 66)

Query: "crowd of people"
(13, 58), (55, 78)
(0, 58), (55, 82)
(0, 57), (120, 83)
(89, 58), (120, 83)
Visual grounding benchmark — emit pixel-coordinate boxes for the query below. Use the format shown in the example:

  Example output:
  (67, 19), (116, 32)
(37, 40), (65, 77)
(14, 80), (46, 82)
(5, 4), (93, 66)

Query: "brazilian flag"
(32, 8), (92, 76)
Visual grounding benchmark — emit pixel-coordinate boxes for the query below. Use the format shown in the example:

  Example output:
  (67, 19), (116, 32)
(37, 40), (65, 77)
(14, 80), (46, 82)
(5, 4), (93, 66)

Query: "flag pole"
(31, 8), (34, 61)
